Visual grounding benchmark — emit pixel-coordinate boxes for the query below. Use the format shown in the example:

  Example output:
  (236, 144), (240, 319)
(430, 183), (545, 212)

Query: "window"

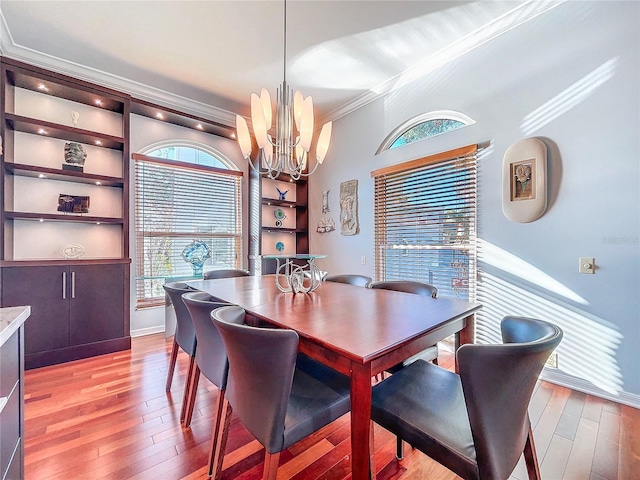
(372, 144), (481, 300)
(133, 145), (243, 308)
(377, 111), (475, 153)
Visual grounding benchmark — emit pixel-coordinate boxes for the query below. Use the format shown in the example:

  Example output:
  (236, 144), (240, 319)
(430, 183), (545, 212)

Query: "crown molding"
(0, 11), (236, 128)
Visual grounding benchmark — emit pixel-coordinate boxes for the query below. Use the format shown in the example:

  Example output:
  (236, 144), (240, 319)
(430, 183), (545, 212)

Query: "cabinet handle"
(62, 272), (67, 299)
(71, 271), (76, 299)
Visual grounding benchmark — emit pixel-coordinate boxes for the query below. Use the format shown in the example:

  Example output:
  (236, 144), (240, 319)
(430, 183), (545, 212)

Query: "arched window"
(377, 111), (475, 154)
(134, 142), (243, 307)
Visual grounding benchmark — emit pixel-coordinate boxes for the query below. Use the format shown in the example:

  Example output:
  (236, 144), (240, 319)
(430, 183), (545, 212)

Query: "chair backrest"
(457, 316), (562, 479)
(182, 291), (234, 388)
(324, 274), (372, 287)
(203, 269), (250, 280)
(211, 305), (299, 454)
(370, 280), (437, 298)
(163, 282), (199, 355)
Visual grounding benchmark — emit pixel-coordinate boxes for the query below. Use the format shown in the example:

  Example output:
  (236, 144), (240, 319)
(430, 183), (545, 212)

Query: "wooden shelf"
(0, 258), (131, 267)
(5, 211), (124, 224)
(5, 59), (125, 113)
(261, 198), (307, 208)
(5, 114), (125, 150)
(5, 163), (124, 187)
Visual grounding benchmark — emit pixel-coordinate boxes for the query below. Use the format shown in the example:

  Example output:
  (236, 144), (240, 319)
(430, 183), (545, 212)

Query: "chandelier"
(235, 0), (332, 180)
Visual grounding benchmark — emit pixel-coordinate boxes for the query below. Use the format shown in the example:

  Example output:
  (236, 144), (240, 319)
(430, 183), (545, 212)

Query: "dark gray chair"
(182, 292), (243, 476)
(211, 305), (351, 480)
(203, 268), (250, 280)
(371, 316), (563, 480)
(162, 281), (200, 423)
(324, 274), (372, 287)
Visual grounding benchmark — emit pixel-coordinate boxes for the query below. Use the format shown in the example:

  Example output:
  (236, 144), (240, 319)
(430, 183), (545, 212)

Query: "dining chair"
(371, 316), (563, 480)
(203, 268), (250, 280)
(162, 281), (200, 423)
(369, 279), (440, 459)
(181, 292), (243, 476)
(324, 273), (372, 287)
(210, 305), (352, 480)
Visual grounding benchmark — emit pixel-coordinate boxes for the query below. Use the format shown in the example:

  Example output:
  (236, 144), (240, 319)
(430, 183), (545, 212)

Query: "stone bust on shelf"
(63, 142), (87, 171)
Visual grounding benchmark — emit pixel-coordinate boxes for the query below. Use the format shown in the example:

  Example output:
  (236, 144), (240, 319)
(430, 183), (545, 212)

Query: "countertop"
(0, 306), (31, 346)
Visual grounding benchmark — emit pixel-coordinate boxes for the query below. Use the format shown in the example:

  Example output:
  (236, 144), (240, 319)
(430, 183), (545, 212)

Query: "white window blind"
(372, 144), (480, 300)
(134, 153), (243, 308)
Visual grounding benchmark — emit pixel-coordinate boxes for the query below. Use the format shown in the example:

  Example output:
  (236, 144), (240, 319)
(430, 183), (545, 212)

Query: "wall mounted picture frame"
(502, 138), (547, 223)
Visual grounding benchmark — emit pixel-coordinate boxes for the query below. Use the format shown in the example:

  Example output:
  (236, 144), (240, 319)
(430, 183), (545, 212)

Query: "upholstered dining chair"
(203, 268), (250, 280)
(371, 316), (563, 480)
(181, 292), (243, 476)
(211, 305), (352, 480)
(162, 281), (200, 423)
(324, 273), (372, 287)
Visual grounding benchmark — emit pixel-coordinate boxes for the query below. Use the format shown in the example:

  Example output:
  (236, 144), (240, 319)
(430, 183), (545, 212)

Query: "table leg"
(455, 313), (476, 373)
(351, 361), (373, 480)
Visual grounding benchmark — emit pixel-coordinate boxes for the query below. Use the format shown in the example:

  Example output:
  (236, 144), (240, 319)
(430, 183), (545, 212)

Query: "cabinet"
(0, 57), (131, 368)
(249, 171), (308, 274)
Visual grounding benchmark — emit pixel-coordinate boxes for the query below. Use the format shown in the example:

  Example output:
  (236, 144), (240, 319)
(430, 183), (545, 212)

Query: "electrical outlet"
(545, 352), (558, 368)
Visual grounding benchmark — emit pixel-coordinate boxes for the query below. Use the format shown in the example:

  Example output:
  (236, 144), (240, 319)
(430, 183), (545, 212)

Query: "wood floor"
(23, 333), (640, 480)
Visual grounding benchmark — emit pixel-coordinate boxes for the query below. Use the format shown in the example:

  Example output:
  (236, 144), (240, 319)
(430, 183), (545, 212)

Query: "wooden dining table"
(186, 275), (482, 480)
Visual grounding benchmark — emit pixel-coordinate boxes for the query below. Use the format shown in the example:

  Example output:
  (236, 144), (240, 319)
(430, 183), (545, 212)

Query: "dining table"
(186, 275), (482, 480)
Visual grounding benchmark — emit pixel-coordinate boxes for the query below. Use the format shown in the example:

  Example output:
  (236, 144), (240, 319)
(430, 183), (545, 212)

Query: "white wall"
(309, 2), (640, 404)
(129, 114), (248, 335)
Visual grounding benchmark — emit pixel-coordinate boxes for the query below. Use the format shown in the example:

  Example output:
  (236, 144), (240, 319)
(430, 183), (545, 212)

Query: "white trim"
(130, 325), (165, 338)
(138, 139), (239, 171)
(541, 368), (640, 409)
(376, 110), (476, 154)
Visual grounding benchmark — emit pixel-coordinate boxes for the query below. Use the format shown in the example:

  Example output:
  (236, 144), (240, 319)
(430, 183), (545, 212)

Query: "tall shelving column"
(0, 57), (131, 368)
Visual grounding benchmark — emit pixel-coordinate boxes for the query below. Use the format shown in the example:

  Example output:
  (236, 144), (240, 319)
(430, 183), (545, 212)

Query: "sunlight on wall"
(521, 58), (618, 135)
(478, 239), (588, 304)
(292, 1), (564, 99)
(476, 258), (624, 395)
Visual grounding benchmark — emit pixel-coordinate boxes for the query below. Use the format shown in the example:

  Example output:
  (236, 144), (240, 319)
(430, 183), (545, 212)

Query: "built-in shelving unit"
(0, 57), (131, 368)
(249, 166), (309, 274)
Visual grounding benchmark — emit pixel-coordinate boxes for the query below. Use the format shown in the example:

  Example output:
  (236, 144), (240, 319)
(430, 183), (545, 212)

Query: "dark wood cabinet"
(1, 263), (129, 369)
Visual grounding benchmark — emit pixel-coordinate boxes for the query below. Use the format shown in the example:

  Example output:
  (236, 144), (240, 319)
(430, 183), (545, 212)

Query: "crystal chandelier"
(235, 0), (332, 180)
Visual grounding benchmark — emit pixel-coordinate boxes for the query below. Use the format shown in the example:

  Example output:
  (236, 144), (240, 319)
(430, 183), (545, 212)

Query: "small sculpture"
(70, 111), (80, 126)
(63, 142), (87, 172)
(57, 194), (90, 214)
(182, 240), (211, 276)
(274, 208), (286, 227)
(62, 243), (85, 259)
(275, 241), (285, 253)
(276, 187), (288, 201)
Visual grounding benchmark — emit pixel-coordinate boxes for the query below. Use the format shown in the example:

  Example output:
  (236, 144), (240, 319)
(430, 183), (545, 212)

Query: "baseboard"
(130, 325), (165, 338)
(541, 368), (640, 409)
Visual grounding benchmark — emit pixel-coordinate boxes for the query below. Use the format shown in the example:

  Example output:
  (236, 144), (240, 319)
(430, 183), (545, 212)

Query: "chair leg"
(209, 392), (232, 480)
(180, 355), (196, 423)
(396, 435), (404, 460)
(263, 451), (280, 480)
(183, 365), (200, 427)
(166, 339), (179, 392)
(523, 424), (541, 480)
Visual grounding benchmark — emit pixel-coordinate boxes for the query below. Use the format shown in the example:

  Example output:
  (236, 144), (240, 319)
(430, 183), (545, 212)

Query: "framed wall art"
(502, 138), (547, 223)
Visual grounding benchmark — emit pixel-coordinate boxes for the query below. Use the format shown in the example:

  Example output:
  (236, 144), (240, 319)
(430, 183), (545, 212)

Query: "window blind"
(372, 144), (480, 300)
(134, 153), (243, 308)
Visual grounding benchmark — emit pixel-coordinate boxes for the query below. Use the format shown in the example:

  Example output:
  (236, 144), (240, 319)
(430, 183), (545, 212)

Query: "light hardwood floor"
(23, 333), (640, 479)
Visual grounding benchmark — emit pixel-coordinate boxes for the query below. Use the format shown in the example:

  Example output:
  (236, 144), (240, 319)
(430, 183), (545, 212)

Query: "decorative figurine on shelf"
(274, 208), (286, 227)
(276, 187), (289, 201)
(181, 240), (211, 276)
(70, 110), (80, 126)
(63, 142), (87, 172)
(275, 241), (285, 253)
(57, 194), (90, 214)
(61, 243), (85, 259)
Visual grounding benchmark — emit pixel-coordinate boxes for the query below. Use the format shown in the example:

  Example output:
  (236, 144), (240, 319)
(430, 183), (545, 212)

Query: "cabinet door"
(1, 266), (69, 354)
(69, 263), (125, 346)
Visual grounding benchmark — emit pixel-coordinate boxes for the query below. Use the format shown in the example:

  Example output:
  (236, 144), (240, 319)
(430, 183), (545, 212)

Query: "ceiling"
(0, 1), (550, 127)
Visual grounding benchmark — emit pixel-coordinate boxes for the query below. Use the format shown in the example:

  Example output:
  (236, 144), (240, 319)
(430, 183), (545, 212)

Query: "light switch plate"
(579, 257), (595, 274)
